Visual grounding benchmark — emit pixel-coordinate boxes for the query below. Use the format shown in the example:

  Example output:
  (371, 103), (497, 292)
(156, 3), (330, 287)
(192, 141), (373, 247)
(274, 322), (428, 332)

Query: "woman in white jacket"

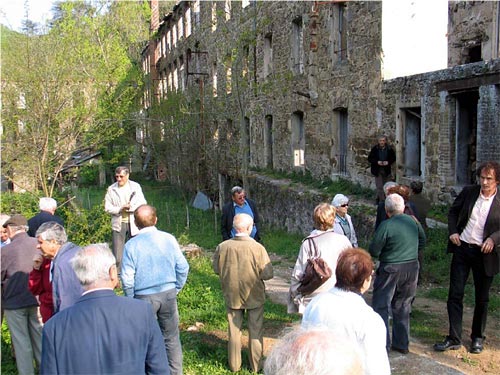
(331, 193), (358, 247)
(288, 203), (351, 314)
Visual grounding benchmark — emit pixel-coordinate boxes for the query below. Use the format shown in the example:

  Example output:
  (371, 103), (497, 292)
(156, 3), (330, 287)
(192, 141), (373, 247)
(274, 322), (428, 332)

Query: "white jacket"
(104, 180), (147, 236)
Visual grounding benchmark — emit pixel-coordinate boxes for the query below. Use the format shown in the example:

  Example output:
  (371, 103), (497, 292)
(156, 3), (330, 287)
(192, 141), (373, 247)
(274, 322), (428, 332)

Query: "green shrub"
(77, 165), (100, 187)
(0, 192), (42, 218)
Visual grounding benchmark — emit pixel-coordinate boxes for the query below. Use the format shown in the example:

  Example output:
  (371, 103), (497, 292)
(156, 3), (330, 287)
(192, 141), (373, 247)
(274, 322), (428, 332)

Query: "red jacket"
(28, 258), (54, 322)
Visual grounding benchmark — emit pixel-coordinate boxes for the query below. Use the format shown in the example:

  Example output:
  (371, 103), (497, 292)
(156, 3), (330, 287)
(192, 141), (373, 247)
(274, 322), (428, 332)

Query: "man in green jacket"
(369, 193), (426, 355)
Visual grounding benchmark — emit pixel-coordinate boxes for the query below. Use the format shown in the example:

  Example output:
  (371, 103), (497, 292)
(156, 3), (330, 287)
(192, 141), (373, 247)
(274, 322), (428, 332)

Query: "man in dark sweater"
(27, 197), (64, 237)
(369, 194), (426, 354)
(1, 214), (43, 374)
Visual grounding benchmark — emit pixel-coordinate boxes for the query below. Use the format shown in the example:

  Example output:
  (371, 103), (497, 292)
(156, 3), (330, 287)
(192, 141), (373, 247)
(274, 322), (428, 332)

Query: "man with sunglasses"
(221, 186), (261, 243)
(104, 166), (146, 271)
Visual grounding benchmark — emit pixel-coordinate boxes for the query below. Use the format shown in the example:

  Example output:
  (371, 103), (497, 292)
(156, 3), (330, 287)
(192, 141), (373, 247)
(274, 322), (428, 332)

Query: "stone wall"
(246, 174), (376, 245)
(382, 60), (500, 201)
(145, 1), (499, 206)
(448, 1), (500, 65)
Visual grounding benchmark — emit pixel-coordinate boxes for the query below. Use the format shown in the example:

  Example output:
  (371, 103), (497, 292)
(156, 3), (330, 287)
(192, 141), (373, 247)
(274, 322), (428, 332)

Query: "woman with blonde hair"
(288, 203), (351, 314)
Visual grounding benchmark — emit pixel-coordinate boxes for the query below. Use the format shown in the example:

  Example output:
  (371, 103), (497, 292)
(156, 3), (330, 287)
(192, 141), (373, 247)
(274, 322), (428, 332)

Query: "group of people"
(1, 155), (499, 374)
(1, 167), (189, 375)
(264, 159), (498, 374)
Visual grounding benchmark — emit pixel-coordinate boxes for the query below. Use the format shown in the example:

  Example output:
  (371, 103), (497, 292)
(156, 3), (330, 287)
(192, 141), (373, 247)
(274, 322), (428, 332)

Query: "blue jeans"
(136, 288), (182, 375)
(372, 260), (419, 351)
(447, 243), (494, 342)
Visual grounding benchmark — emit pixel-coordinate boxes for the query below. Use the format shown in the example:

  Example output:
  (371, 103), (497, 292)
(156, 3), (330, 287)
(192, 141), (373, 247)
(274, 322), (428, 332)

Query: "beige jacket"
(104, 180), (147, 236)
(213, 236), (274, 309)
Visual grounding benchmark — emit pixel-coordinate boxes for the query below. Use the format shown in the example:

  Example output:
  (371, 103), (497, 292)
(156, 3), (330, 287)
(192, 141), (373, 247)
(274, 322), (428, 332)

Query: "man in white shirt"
(434, 161), (500, 354)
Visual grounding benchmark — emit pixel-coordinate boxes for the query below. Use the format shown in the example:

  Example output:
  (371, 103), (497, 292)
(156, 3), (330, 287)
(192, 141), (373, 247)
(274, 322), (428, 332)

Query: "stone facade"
(448, 1), (500, 66)
(141, 1), (499, 204)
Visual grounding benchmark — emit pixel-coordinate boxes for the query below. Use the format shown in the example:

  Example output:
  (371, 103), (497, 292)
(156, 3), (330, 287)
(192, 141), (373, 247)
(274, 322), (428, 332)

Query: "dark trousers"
(447, 243), (494, 342)
(112, 222), (130, 272)
(372, 260), (419, 351)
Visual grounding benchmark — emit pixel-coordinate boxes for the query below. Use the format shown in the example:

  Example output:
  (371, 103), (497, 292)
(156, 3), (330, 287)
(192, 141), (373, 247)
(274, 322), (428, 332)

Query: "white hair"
(36, 222), (67, 244)
(233, 213), (253, 232)
(264, 326), (364, 375)
(385, 193), (405, 215)
(71, 243), (116, 289)
(39, 197), (57, 211)
(382, 181), (398, 196)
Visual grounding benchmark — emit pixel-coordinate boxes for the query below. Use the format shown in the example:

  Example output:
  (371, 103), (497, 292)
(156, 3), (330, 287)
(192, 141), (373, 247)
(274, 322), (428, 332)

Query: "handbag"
(297, 236), (332, 296)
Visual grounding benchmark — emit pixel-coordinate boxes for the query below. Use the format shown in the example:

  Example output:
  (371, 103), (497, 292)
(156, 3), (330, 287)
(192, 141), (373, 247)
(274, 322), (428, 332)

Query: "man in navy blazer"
(221, 186), (261, 242)
(434, 161), (500, 354)
(41, 243), (169, 375)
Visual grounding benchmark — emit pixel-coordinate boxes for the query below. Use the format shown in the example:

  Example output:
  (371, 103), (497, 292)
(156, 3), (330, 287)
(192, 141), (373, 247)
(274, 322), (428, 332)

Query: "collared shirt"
(230, 200), (257, 238)
(82, 287), (113, 296)
(460, 190), (497, 246)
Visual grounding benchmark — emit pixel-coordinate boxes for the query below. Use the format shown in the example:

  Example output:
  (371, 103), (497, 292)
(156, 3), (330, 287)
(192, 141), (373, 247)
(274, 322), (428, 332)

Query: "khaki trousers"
(226, 305), (264, 372)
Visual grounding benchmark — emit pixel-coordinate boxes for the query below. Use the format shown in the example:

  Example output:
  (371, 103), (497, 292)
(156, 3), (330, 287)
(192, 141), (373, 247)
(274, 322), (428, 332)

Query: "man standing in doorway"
(121, 204), (189, 375)
(221, 186), (261, 242)
(434, 161), (499, 354)
(104, 166), (146, 271)
(368, 135), (396, 204)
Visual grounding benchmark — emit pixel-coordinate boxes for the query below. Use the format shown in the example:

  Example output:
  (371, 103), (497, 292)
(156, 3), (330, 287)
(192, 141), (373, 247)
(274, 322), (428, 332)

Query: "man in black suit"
(434, 161), (500, 354)
(221, 186), (261, 242)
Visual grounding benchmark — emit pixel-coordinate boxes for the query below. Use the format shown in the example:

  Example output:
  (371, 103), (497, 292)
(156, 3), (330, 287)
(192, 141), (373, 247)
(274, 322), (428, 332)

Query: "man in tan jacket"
(213, 213), (274, 373)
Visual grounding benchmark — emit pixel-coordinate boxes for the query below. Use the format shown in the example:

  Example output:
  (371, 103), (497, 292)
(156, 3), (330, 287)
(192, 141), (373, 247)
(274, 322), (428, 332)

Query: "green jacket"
(369, 213), (426, 264)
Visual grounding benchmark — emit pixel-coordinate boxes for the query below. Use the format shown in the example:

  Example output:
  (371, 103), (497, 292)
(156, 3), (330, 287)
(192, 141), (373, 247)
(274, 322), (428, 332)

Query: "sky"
(0, 0), (55, 32)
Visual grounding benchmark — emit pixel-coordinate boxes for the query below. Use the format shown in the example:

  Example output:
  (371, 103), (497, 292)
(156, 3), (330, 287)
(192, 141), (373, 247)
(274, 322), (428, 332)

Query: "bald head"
(233, 213), (254, 235)
(134, 205), (158, 230)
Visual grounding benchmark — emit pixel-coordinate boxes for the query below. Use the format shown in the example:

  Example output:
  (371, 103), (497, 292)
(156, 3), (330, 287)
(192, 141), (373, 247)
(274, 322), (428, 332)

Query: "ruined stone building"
(140, 1), (499, 202)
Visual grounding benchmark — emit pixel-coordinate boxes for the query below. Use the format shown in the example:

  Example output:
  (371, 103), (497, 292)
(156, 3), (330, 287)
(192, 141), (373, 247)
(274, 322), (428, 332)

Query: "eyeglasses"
(340, 203), (349, 207)
(115, 175), (126, 179)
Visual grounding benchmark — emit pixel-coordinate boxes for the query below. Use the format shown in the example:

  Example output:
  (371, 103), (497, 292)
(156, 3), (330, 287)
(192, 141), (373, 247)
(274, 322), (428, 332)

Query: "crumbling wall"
(448, 1), (500, 65)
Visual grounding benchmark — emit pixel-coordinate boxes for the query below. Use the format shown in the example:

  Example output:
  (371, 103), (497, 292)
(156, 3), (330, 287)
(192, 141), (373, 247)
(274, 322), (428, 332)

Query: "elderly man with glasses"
(221, 186), (262, 243)
(104, 166), (146, 271)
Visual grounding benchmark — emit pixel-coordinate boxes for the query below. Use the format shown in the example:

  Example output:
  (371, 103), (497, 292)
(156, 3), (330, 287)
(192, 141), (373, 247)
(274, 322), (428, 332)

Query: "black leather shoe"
(470, 338), (483, 354)
(391, 346), (409, 354)
(433, 338), (461, 351)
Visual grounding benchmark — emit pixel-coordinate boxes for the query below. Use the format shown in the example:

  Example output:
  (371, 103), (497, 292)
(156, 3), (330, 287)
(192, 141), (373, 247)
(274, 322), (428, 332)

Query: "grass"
(2, 183), (498, 374)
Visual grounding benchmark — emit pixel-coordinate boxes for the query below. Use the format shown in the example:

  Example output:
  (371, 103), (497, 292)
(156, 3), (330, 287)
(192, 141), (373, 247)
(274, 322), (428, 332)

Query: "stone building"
(140, 1), (499, 202)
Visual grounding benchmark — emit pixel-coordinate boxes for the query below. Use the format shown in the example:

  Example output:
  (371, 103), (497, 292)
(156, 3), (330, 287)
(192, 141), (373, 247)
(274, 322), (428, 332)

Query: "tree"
(1, 0), (150, 196)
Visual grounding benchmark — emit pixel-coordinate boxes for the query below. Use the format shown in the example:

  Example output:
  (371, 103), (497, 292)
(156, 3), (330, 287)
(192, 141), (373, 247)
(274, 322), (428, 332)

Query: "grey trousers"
(5, 306), (43, 375)
(372, 260), (419, 351)
(136, 288), (183, 375)
(112, 222), (130, 272)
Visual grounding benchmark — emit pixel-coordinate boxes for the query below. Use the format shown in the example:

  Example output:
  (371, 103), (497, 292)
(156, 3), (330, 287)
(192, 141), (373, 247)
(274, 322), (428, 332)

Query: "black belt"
(461, 241), (481, 249)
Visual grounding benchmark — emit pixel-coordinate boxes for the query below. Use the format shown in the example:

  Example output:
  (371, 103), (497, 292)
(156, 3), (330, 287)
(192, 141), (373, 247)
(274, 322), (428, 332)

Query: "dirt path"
(263, 257), (499, 375)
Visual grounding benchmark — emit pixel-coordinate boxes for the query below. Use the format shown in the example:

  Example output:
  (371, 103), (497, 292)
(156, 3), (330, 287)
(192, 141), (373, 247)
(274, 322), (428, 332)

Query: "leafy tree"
(1, 1), (150, 196)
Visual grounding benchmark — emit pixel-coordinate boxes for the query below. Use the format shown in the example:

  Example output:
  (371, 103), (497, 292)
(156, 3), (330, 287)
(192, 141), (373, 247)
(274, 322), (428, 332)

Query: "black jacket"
(368, 145), (396, 177)
(447, 185), (500, 276)
(27, 211), (64, 237)
(221, 198), (261, 242)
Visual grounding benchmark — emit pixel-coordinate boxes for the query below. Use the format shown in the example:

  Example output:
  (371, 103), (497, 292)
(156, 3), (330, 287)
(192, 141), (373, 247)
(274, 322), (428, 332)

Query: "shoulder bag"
(297, 236), (332, 295)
